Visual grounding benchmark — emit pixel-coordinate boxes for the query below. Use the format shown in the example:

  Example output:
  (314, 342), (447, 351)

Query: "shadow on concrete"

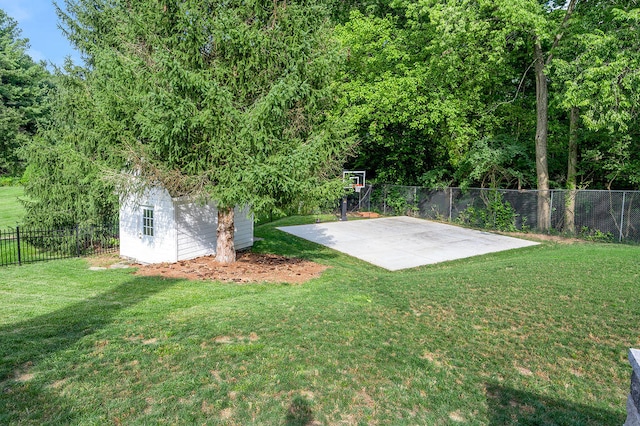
(0, 276), (179, 423)
(485, 382), (624, 425)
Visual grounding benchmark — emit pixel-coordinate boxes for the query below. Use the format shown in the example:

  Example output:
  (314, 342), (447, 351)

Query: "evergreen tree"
(0, 9), (50, 176)
(59, 0), (352, 262)
(21, 63), (120, 229)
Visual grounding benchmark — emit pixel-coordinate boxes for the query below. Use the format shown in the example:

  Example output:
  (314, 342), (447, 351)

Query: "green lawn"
(1, 216), (638, 424)
(0, 186), (25, 229)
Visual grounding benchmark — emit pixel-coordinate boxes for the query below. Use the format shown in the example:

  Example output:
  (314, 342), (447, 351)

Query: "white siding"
(174, 203), (253, 259)
(119, 187), (178, 264)
(234, 206), (254, 250)
(175, 200), (218, 261)
(119, 186), (254, 264)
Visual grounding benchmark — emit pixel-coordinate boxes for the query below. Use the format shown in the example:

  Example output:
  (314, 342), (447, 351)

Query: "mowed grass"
(0, 186), (25, 228)
(1, 216), (639, 424)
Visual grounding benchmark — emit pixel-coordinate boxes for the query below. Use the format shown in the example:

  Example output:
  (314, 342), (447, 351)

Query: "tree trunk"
(564, 106), (579, 234)
(216, 206), (236, 264)
(534, 40), (551, 231)
(532, 0), (578, 232)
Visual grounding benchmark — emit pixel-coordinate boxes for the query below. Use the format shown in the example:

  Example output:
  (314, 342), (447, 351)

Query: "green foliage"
(383, 186), (418, 216)
(0, 176), (22, 186)
(550, 1), (640, 190)
(419, 168), (453, 190)
(0, 9), (51, 176)
(369, 185), (419, 216)
(579, 226), (615, 243)
(335, 1), (544, 186)
(21, 65), (120, 229)
(455, 137), (532, 190)
(59, 0), (353, 218)
(457, 190), (519, 232)
(556, 3), (640, 134)
(336, 0), (640, 191)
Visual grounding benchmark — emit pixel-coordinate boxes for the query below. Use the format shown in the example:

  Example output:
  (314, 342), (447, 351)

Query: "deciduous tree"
(338, 0), (640, 232)
(335, 2), (538, 186)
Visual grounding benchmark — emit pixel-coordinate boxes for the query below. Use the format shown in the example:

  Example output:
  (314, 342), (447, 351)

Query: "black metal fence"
(0, 221), (119, 267)
(347, 185), (640, 243)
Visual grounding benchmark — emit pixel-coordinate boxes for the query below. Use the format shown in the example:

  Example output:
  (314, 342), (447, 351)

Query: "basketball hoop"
(341, 170), (367, 221)
(343, 170), (366, 191)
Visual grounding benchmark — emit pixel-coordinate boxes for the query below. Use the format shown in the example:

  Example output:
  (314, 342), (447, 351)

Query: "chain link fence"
(346, 185), (640, 243)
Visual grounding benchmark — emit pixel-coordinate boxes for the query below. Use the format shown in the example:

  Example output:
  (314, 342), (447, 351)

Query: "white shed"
(119, 187), (254, 264)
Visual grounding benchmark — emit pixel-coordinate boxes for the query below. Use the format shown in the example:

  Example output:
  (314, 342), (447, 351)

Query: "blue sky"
(0, 0), (80, 68)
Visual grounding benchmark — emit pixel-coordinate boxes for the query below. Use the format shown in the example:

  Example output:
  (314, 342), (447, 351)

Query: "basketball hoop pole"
(341, 170), (366, 221)
(341, 196), (348, 221)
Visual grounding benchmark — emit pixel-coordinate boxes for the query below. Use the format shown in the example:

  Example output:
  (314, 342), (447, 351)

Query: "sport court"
(278, 216), (539, 271)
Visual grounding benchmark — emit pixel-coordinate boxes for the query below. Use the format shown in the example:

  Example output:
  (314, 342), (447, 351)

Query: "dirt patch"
(134, 252), (328, 284)
(498, 231), (582, 244)
(349, 211), (381, 218)
(87, 253), (123, 267)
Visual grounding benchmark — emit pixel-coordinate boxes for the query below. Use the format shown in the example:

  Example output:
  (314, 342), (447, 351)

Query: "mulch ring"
(134, 251), (328, 284)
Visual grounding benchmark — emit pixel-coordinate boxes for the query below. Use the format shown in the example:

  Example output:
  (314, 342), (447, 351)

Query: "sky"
(0, 0), (81, 68)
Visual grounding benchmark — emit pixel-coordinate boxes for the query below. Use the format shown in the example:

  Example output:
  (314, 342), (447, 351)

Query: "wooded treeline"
(335, 0), (640, 231)
(1, 1), (639, 238)
(337, 0), (640, 190)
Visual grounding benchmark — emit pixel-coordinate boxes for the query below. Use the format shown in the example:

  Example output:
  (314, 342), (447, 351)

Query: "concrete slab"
(278, 216), (539, 271)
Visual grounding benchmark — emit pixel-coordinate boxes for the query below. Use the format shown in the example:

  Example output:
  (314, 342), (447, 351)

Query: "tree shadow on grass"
(254, 228), (341, 263)
(485, 382), (625, 425)
(0, 276), (179, 423)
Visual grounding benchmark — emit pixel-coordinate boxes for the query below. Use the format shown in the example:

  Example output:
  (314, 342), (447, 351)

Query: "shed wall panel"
(176, 201), (218, 261)
(234, 206), (254, 250)
(120, 186), (254, 264)
(119, 187), (178, 263)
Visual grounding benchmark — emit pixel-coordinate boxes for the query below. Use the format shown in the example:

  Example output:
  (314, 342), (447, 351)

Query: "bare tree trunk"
(532, 0), (579, 232)
(534, 40), (551, 231)
(565, 106), (579, 234)
(216, 206), (236, 264)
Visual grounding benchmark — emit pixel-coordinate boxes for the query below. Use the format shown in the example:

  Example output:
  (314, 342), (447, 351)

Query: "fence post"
(549, 190), (554, 232)
(16, 226), (22, 266)
(383, 186), (387, 215)
(76, 225), (81, 258)
(620, 191), (626, 242)
(448, 188), (453, 221)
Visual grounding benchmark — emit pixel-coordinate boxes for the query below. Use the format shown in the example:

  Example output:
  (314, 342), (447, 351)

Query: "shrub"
(457, 190), (518, 232)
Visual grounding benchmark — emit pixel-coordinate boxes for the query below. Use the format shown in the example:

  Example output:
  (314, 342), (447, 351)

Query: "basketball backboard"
(343, 170), (366, 192)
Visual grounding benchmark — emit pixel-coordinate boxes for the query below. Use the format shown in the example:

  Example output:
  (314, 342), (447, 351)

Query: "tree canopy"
(54, 0), (353, 261)
(20, 0), (640, 238)
(0, 9), (50, 176)
(329, 0), (640, 232)
(21, 63), (120, 229)
(336, 0), (640, 192)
